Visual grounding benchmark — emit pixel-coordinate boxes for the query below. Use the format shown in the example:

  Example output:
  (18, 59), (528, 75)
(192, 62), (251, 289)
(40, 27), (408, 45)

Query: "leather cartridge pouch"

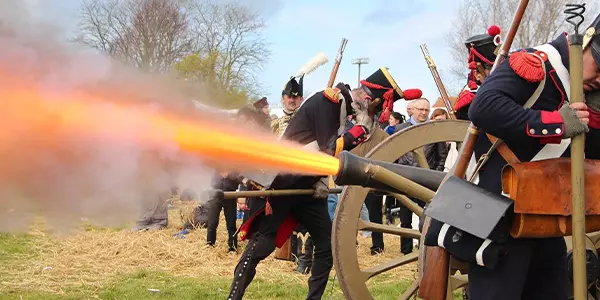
(502, 158), (600, 238)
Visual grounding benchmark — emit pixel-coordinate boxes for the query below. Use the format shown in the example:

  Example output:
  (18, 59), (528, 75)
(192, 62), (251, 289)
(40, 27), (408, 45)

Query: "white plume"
(294, 52), (329, 78)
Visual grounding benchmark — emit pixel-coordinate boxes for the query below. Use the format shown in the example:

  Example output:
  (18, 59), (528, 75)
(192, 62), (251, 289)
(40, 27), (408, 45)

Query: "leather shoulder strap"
(469, 55), (547, 179)
(486, 134), (520, 164)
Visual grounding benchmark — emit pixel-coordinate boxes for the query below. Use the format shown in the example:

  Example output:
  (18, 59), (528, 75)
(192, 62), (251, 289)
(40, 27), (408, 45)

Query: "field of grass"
(0, 203), (460, 299)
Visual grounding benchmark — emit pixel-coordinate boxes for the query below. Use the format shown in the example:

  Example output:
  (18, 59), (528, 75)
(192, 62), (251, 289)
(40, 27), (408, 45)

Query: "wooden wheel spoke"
(412, 147), (430, 169)
(450, 274), (468, 290)
(398, 279), (419, 300)
(362, 252), (419, 280)
(358, 220), (421, 239)
(331, 120), (471, 300)
(390, 193), (424, 216)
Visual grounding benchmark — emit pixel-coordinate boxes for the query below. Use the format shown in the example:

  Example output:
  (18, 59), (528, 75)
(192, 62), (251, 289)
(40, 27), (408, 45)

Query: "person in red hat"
(455, 25), (502, 120)
(424, 13), (600, 300)
(228, 66), (421, 300)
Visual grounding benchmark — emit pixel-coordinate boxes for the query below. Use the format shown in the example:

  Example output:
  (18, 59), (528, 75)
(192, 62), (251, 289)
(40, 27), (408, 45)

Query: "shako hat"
(584, 13), (600, 68)
(465, 25), (502, 68)
(360, 67), (422, 123)
(282, 75), (303, 97)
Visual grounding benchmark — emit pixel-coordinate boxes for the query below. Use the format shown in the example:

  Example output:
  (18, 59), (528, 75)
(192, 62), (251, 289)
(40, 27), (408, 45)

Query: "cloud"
(263, 0), (462, 119)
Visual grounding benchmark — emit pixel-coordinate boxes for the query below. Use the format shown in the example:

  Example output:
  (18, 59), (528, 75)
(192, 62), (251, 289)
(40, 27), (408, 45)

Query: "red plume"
(488, 25), (501, 36)
(403, 89), (423, 100)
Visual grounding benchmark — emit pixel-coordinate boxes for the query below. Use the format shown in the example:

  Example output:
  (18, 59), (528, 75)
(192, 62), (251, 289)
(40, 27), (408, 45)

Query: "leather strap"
(468, 51), (549, 181)
(486, 134), (520, 164)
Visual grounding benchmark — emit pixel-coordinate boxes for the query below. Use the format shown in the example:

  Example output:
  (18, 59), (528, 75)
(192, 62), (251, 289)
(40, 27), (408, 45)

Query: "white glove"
(312, 179), (329, 200)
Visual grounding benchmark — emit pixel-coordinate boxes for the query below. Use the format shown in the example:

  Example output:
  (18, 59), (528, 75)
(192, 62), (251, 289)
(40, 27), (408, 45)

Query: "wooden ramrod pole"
(222, 188), (343, 199)
(567, 13), (587, 300)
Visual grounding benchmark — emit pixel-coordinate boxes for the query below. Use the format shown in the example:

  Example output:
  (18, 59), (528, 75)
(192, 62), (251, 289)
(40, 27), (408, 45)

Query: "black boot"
(296, 236), (313, 274)
(228, 236), (260, 300)
(290, 232), (299, 262)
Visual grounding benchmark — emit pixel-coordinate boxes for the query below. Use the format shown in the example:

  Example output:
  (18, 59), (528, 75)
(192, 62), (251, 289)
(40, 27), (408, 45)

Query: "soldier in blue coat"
(465, 14), (600, 299)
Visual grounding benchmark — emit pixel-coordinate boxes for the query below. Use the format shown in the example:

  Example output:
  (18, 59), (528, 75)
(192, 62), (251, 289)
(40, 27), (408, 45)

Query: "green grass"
(0, 233), (411, 299)
(0, 270), (411, 300)
(0, 221), (464, 299)
(0, 232), (37, 263)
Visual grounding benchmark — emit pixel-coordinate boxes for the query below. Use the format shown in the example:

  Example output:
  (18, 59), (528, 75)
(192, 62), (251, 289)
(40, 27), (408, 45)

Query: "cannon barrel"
(202, 151), (447, 203)
(334, 151), (445, 198)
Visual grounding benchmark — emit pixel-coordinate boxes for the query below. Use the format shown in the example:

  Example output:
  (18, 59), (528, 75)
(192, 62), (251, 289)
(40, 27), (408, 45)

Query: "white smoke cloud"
(0, 0), (224, 233)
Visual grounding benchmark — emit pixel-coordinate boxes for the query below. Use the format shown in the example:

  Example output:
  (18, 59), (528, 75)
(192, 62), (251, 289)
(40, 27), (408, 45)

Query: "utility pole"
(351, 57), (369, 87)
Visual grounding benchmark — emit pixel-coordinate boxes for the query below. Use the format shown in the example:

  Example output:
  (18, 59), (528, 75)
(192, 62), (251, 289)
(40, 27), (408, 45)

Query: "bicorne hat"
(361, 67), (422, 123)
(282, 75), (304, 97)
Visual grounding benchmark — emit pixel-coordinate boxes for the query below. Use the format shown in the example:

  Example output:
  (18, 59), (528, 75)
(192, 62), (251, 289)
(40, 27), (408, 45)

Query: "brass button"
(529, 128), (535, 134)
(556, 128), (562, 134)
(542, 129), (548, 135)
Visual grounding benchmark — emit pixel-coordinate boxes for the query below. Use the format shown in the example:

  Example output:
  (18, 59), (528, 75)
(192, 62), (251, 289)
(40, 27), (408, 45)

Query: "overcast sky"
(23, 0), (464, 117)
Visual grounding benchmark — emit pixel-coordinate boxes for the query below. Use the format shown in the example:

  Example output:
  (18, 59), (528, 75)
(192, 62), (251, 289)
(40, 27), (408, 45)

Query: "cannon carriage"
(330, 119), (600, 299)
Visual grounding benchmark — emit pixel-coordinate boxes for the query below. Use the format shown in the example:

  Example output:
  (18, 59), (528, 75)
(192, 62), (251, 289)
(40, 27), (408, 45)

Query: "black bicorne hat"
(360, 67), (405, 123)
(282, 75), (304, 97)
(584, 13), (600, 68)
(465, 25), (502, 68)
(361, 67), (404, 102)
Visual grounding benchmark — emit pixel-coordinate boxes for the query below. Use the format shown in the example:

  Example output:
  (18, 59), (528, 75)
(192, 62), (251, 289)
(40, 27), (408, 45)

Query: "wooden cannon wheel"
(331, 120), (470, 300)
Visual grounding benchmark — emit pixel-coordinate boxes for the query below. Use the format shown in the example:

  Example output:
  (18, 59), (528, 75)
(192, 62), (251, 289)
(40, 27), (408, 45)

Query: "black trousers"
(468, 237), (568, 300)
(364, 193), (384, 252)
(228, 195), (333, 300)
(399, 198), (425, 254)
(206, 197), (238, 251)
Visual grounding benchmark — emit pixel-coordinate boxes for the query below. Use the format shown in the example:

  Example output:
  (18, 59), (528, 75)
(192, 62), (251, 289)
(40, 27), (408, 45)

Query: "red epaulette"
(508, 50), (548, 83)
(455, 89), (475, 112)
(323, 87), (341, 103)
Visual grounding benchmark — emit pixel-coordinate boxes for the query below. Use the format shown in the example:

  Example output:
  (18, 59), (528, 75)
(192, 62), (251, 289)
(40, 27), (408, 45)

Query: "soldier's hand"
(569, 102), (590, 125)
(559, 103), (589, 138)
(312, 180), (329, 200)
(352, 97), (374, 131)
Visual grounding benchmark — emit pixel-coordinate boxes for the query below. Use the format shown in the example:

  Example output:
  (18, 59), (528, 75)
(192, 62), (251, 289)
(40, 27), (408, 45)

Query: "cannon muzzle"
(334, 150), (446, 193)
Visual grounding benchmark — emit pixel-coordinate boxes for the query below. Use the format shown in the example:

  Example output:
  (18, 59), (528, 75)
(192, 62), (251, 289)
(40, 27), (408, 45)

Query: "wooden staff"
(222, 188), (343, 199)
(327, 38), (348, 88)
(565, 4), (587, 299)
(420, 43), (456, 119)
(418, 1), (530, 299)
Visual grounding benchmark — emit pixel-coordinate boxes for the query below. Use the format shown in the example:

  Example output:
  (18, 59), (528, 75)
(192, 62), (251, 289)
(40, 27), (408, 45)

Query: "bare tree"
(75, 0), (192, 73)
(185, 0), (270, 96)
(446, 0), (598, 93)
